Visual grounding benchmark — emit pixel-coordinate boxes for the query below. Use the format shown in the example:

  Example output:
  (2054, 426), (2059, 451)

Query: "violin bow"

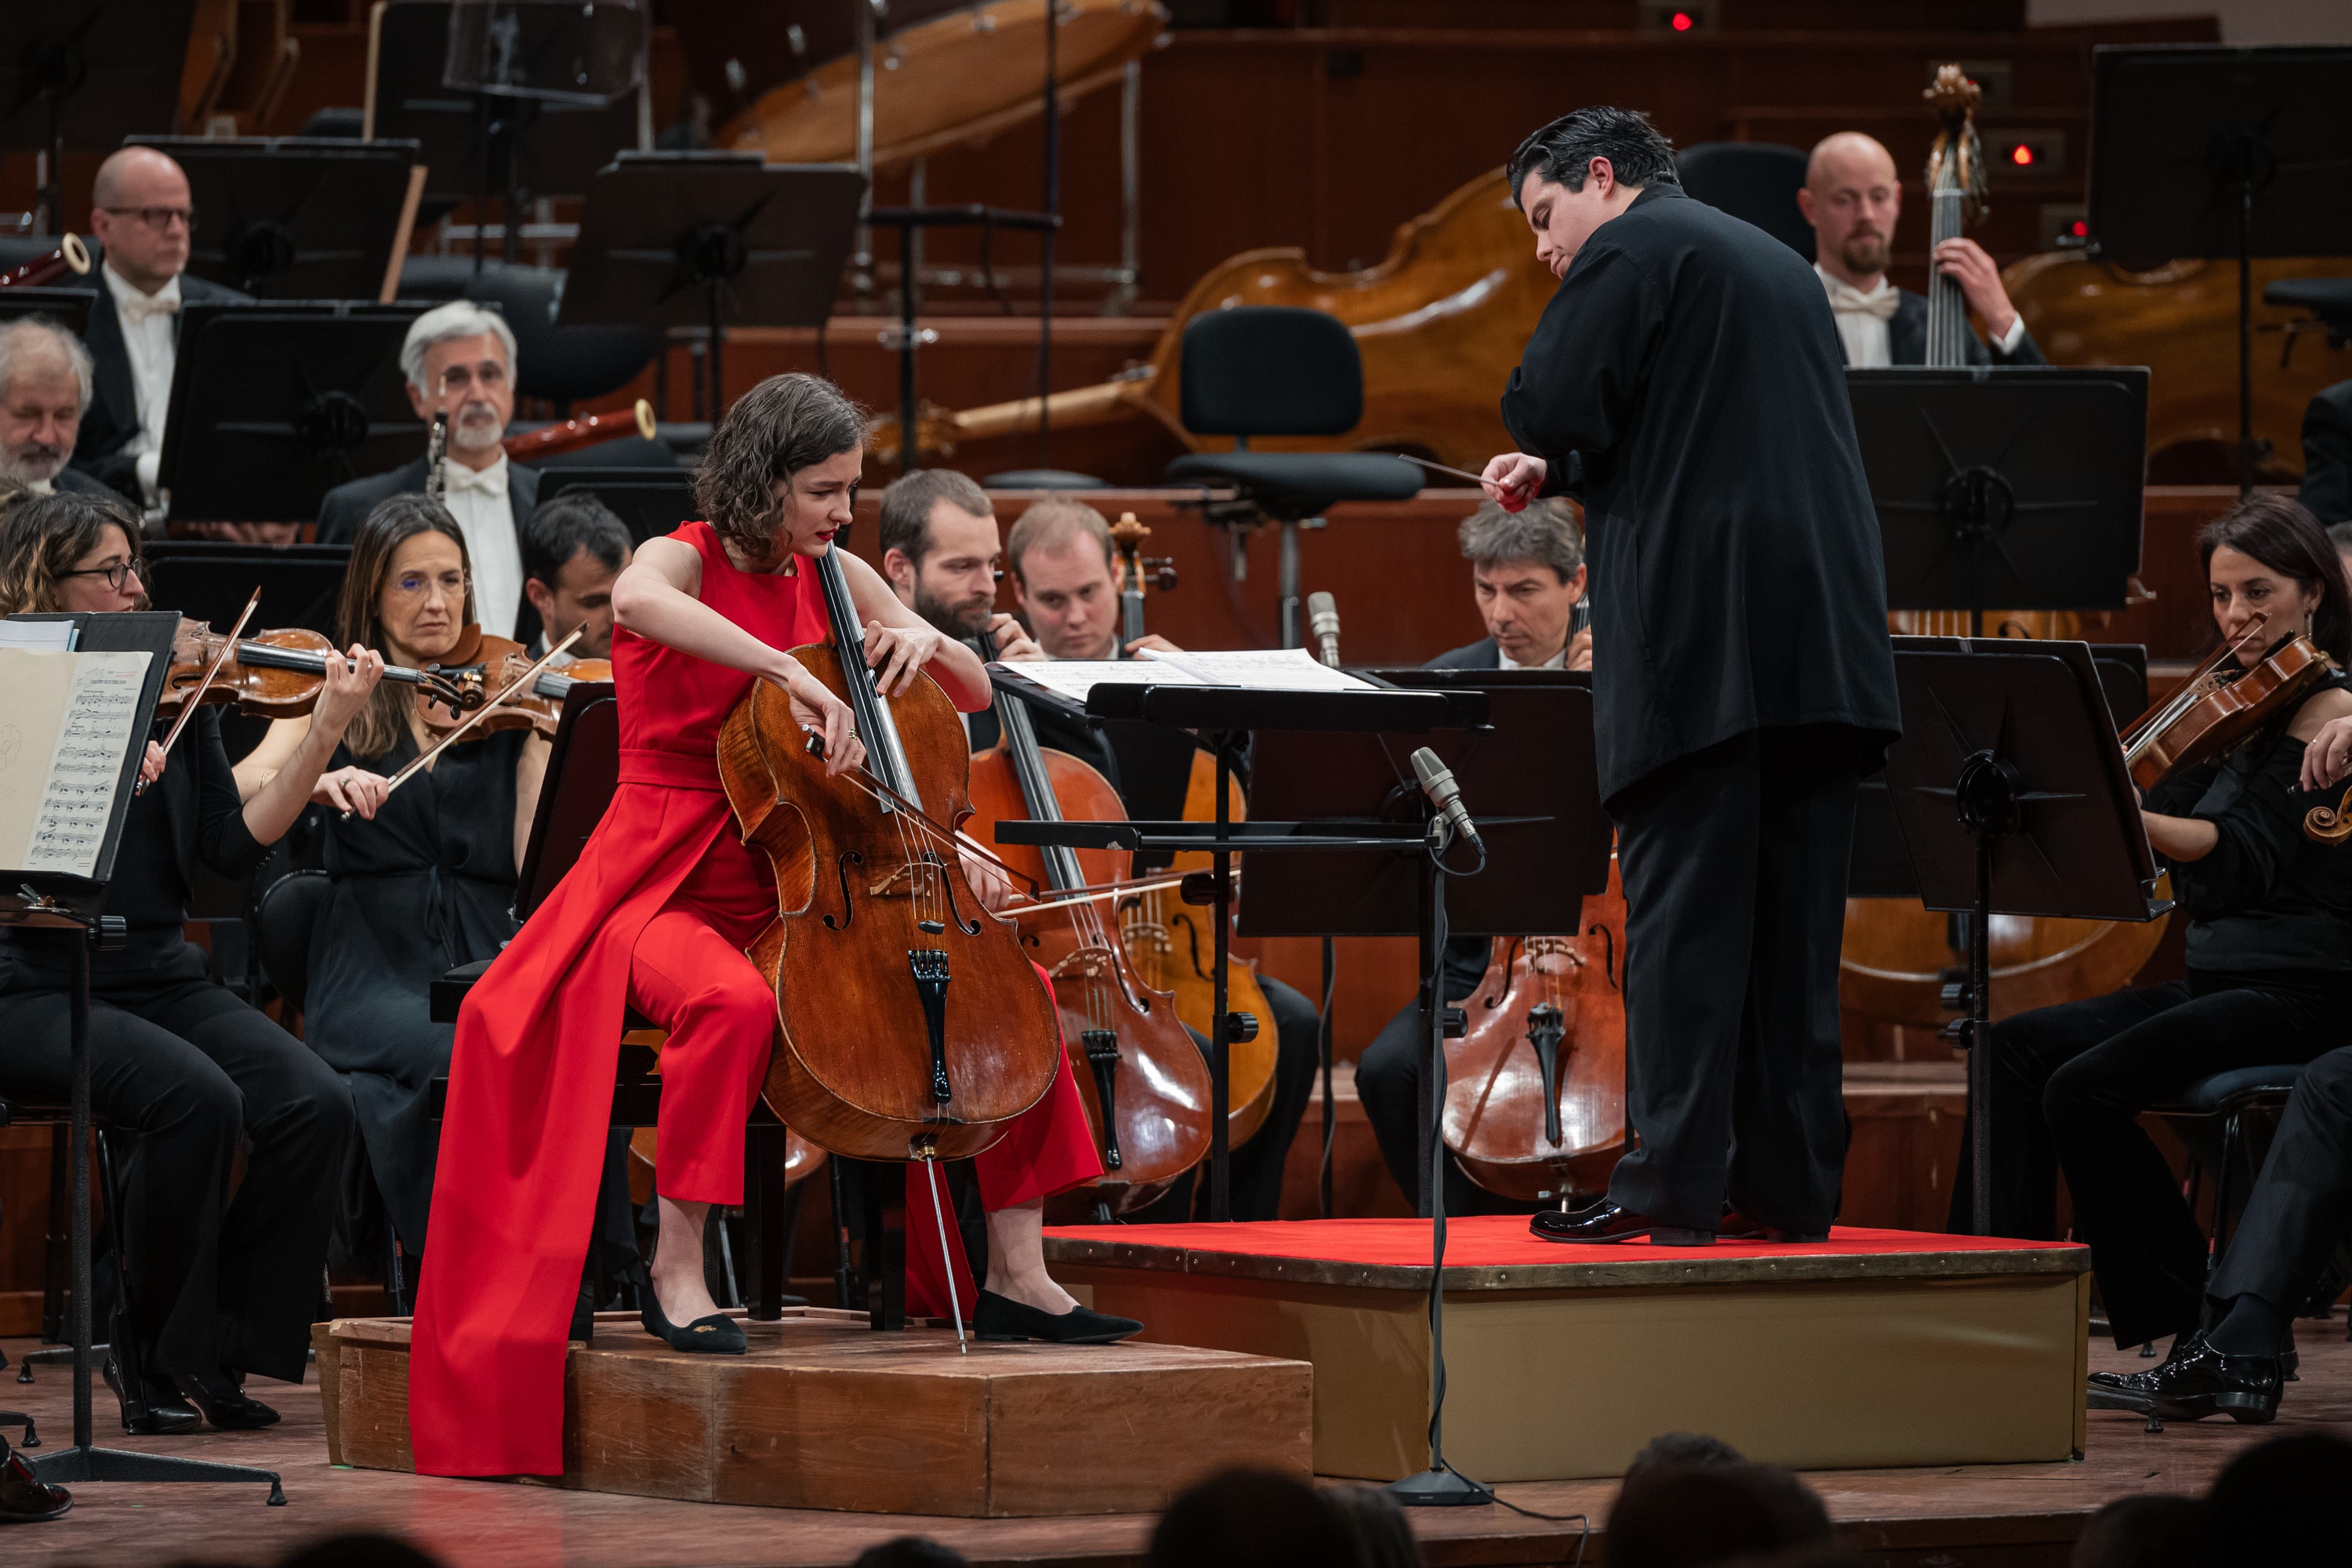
(348, 629), (583, 818)
(141, 588), (262, 794)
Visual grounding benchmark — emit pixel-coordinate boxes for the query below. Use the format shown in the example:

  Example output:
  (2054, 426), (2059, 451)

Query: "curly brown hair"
(692, 373), (866, 560)
(0, 489), (149, 616)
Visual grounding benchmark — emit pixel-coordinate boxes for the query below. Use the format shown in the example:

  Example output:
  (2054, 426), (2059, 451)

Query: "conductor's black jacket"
(1501, 182), (1901, 802)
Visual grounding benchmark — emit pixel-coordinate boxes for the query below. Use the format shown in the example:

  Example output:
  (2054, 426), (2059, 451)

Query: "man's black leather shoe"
(1530, 1203), (1713, 1246)
(100, 1357), (201, 1436)
(1718, 1210), (1830, 1243)
(176, 1370), (281, 1431)
(0, 1436), (68, 1523)
(2085, 1340), (2281, 1424)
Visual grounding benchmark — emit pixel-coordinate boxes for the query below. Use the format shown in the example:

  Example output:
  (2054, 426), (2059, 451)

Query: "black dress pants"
(0, 944), (354, 1382)
(1129, 976), (1321, 1224)
(1946, 975), (2348, 1348)
(1605, 727), (1865, 1234)
(2212, 1046), (2352, 1316)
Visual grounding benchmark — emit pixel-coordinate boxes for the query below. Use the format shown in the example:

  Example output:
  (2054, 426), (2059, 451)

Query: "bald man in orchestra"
(1481, 107), (1900, 1249)
(64, 147), (250, 510)
(1798, 130), (2045, 369)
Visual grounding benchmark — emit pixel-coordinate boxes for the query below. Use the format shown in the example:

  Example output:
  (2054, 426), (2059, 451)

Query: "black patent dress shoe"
(641, 1298), (747, 1354)
(2085, 1340), (2281, 1424)
(176, 1370), (280, 1431)
(100, 1356), (201, 1436)
(972, 1290), (1143, 1344)
(1717, 1210), (1830, 1243)
(0, 1437), (68, 1524)
(1530, 1203), (1714, 1246)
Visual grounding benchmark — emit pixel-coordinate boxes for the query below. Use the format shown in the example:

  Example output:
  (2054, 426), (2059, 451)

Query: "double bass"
(967, 629), (1212, 1218)
(720, 546), (1062, 1161)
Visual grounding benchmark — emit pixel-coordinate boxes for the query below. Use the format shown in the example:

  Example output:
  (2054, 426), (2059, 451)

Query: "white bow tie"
(1820, 274), (1900, 321)
(441, 460), (507, 498)
(117, 288), (179, 325)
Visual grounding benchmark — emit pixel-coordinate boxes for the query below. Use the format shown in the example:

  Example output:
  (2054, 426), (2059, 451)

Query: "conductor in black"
(1481, 107), (1900, 1247)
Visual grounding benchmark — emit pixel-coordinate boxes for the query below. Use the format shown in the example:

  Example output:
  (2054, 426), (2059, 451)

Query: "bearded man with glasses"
(318, 302), (542, 641)
(64, 147), (249, 514)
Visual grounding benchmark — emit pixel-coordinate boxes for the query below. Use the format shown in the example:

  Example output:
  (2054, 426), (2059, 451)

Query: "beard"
(0, 441), (65, 483)
(913, 583), (993, 639)
(448, 398), (506, 452)
(1839, 230), (1891, 277)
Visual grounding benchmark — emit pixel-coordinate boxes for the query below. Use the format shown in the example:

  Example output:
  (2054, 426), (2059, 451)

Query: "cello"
(966, 628), (1212, 1219)
(1101, 515), (1284, 1146)
(719, 545), (1062, 1163)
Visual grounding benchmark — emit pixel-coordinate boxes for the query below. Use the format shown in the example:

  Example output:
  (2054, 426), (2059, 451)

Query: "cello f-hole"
(1588, 922), (1619, 990)
(935, 855), (985, 936)
(823, 850), (865, 931)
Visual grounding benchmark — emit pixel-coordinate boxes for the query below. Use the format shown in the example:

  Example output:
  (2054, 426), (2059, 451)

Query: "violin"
(2121, 615), (2334, 791)
(1442, 856), (1630, 1206)
(719, 547), (1062, 1163)
(422, 630), (613, 739)
(967, 626), (1211, 1219)
(1100, 517), (1285, 1148)
(162, 618), (470, 720)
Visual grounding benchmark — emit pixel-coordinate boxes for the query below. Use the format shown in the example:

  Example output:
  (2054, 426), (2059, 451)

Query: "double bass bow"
(967, 628), (1211, 1220)
(720, 545), (1062, 1165)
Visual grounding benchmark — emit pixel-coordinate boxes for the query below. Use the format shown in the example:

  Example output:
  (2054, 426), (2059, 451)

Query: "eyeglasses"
(100, 205), (195, 233)
(392, 572), (470, 597)
(438, 364), (509, 394)
(61, 561), (140, 590)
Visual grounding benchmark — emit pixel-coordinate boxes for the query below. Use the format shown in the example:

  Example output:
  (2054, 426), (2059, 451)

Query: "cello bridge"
(1051, 946), (1118, 982)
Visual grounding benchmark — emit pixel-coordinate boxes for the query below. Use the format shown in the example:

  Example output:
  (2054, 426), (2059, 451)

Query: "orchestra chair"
(2147, 1064), (2305, 1341)
(0, 1087), (143, 1432)
(983, 469), (1108, 489)
(1163, 306), (1421, 645)
(1675, 141), (1815, 263)
(424, 966), (808, 1319)
(2264, 278), (2352, 344)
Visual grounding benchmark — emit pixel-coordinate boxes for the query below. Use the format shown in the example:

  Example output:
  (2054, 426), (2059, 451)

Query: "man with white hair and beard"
(1797, 130), (2044, 368)
(0, 318), (114, 498)
(317, 301), (540, 640)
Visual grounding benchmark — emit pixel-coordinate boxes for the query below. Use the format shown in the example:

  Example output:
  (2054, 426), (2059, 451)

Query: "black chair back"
(1675, 142), (1815, 263)
(1178, 307), (1362, 438)
(254, 869), (333, 1018)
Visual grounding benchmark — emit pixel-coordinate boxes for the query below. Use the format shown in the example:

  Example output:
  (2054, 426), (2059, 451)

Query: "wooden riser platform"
(318, 1308), (1311, 1517)
(1047, 1218), (2090, 1483)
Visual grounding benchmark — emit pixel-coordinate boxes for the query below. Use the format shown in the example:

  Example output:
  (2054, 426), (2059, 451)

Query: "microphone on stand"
(1410, 747), (1481, 851)
(1307, 591), (1343, 669)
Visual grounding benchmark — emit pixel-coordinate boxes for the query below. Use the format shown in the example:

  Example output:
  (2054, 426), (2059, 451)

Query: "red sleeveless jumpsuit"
(408, 522), (1099, 1478)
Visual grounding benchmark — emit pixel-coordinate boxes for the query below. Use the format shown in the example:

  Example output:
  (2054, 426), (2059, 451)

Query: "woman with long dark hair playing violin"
(408, 373), (1135, 1480)
(234, 495), (546, 1299)
(1953, 494), (2352, 1359)
(0, 490), (379, 1436)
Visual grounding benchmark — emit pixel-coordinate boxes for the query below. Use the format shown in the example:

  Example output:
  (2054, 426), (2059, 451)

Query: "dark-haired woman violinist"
(0, 491), (379, 1434)
(1952, 494), (2352, 1359)
(234, 495), (546, 1293)
(408, 372), (1135, 1480)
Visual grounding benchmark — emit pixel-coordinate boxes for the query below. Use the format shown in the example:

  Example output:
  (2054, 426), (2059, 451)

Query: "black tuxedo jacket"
(50, 466), (117, 498)
(62, 267), (251, 504)
(315, 456), (544, 644)
(1425, 637), (1501, 670)
(1880, 289), (2045, 368)
(2300, 378), (2352, 526)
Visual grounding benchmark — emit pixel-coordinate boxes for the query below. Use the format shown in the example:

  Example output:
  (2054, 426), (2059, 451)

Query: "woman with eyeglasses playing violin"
(406, 374), (1135, 1482)
(235, 495), (548, 1307)
(0, 488), (378, 1436)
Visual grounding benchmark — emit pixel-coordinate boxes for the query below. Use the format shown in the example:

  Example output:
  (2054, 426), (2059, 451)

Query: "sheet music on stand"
(989, 647), (1387, 717)
(0, 625), (159, 884)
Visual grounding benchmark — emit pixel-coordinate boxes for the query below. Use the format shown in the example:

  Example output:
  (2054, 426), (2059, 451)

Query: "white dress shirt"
(440, 452), (524, 641)
(1815, 263), (2027, 366)
(1498, 644), (1568, 672)
(101, 262), (181, 505)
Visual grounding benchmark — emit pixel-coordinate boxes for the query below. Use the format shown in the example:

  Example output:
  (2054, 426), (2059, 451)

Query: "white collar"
(441, 451), (510, 496)
(1814, 264), (1899, 318)
(102, 261), (181, 321)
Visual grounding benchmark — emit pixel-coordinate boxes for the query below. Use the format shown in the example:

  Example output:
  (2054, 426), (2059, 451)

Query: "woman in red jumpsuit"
(408, 373), (1136, 1479)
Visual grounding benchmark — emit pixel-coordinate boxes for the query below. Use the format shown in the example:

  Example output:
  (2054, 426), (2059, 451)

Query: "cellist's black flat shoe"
(641, 1299), (747, 1354)
(972, 1290), (1142, 1345)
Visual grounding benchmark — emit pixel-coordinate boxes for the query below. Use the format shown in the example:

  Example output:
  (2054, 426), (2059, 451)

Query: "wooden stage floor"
(4, 1322), (2347, 1567)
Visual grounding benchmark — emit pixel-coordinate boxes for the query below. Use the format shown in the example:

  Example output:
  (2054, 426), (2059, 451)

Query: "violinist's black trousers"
(2212, 1046), (2352, 1325)
(1604, 726), (1866, 1236)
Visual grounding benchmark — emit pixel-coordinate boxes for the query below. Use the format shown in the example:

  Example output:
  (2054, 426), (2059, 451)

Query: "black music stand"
(1879, 638), (2166, 1236)
(141, 544), (351, 641)
(1850, 368), (2148, 634)
(0, 610), (283, 1503)
(157, 302), (426, 524)
(513, 680), (619, 919)
(864, 205), (1058, 474)
(0, 4), (196, 238)
(368, 1), (644, 254)
(537, 466), (697, 545)
(127, 136), (424, 299)
(558, 154), (863, 417)
(0, 287), (92, 339)
(2087, 45), (2352, 493)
